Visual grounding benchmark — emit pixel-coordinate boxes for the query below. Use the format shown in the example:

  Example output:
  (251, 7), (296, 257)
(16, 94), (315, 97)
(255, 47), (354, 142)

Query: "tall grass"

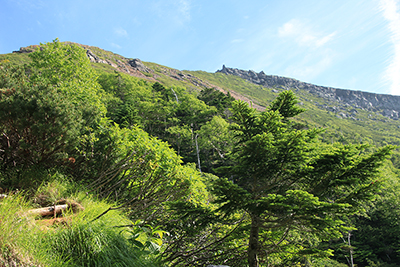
(45, 221), (156, 267)
(0, 176), (163, 267)
(43, 192), (161, 267)
(0, 193), (43, 266)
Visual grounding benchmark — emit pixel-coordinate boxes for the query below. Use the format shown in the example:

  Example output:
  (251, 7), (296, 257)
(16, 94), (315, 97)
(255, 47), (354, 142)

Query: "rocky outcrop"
(128, 58), (151, 73)
(86, 49), (109, 65)
(86, 49), (107, 64)
(12, 46), (38, 53)
(217, 65), (400, 120)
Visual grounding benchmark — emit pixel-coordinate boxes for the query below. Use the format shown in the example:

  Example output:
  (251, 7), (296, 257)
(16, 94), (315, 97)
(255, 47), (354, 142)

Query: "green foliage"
(97, 72), (219, 169)
(161, 200), (248, 267)
(2, 40), (400, 266)
(47, 180), (163, 267)
(309, 258), (348, 267)
(269, 90), (305, 119)
(213, 91), (394, 266)
(197, 116), (235, 172)
(0, 64), (82, 174)
(344, 165), (400, 266)
(0, 52), (31, 66)
(29, 39), (106, 124)
(0, 178), (164, 267)
(47, 222), (154, 267)
(97, 72), (152, 127)
(126, 220), (166, 256)
(77, 120), (207, 222)
(197, 87), (235, 118)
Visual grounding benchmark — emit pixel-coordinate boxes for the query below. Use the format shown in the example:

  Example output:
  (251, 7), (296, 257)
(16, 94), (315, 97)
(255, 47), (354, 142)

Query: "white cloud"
(152, 0), (192, 26)
(379, 0), (400, 95)
(111, 43), (122, 49)
(315, 32), (337, 47)
(278, 19), (298, 37)
(11, 0), (45, 9)
(114, 27), (128, 37)
(178, 0), (191, 21)
(285, 52), (334, 80)
(278, 19), (336, 48)
(231, 39), (244, 43)
(275, 19), (337, 82)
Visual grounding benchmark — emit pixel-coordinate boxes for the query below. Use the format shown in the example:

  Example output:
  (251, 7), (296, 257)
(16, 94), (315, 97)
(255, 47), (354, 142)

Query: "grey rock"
(12, 47), (34, 53)
(86, 49), (107, 64)
(128, 58), (151, 72)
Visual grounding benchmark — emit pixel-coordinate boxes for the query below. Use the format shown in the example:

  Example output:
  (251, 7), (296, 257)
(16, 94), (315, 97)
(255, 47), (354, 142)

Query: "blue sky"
(1, 0), (400, 95)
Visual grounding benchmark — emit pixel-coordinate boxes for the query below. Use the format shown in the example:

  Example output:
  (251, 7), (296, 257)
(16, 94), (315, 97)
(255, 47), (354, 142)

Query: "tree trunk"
(248, 213), (260, 267)
(195, 133), (201, 173)
(348, 231), (354, 267)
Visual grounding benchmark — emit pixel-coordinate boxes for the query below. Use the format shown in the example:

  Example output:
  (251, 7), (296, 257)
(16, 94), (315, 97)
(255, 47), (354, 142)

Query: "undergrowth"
(0, 175), (163, 267)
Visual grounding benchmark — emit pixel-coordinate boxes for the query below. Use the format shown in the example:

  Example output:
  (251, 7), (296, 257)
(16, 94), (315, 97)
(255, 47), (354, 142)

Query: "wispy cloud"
(11, 0), (45, 10)
(284, 52), (334, 80)
(231, 39), (244, 43)
(152, 0), (191, 26)
(178, 0), (191, 22)
(114, 27), (128, 37)
(278, 19), (336, 48)
(379, 0), (400, 95)
(111, 43), (122, 49)
(276, 19), (337, 81)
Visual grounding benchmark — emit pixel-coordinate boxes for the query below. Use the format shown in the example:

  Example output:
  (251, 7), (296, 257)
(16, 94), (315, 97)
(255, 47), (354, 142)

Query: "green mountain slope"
(5, 43), (400, 146)
(4, 43), (400, 149)
(1, 41), (400, 266)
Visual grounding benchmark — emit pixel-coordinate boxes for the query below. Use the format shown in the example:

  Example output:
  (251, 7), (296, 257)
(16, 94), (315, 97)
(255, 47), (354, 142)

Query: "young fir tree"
(213, 90), (394, 267)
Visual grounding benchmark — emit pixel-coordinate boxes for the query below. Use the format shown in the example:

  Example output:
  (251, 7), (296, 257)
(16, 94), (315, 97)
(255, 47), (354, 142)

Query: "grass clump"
(0, 193), (42, 266)
(46, 221), (154, 267)
(0, 177), (163, 267)
(41, 186), (162, 267)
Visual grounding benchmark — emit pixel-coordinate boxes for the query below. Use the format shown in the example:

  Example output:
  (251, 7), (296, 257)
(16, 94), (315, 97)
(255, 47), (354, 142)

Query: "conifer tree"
(213, 90), (394, 266)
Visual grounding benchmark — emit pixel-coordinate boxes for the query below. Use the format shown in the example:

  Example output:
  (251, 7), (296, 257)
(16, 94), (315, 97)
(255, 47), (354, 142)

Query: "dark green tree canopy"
(213, 90), (394, 266)
(198, 87), (235, 117)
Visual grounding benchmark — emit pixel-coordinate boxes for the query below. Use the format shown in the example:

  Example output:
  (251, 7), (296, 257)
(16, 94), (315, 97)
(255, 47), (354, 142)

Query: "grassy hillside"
(3, 43), (400, 162)
(189, 70), (400, 148)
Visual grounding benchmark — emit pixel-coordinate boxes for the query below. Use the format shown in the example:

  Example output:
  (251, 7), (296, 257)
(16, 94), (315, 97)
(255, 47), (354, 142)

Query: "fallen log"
(27, 204), (68, 217)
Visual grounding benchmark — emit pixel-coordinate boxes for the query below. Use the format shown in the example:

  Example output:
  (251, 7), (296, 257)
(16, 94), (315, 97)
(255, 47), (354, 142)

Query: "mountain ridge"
(8, 43), (400, 120)
(217, 65), (400, 120)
